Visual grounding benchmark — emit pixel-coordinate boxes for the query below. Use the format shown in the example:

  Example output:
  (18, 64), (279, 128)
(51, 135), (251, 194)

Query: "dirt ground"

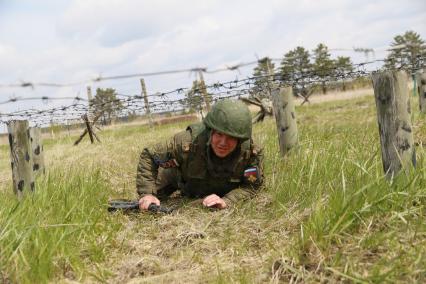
(294, 88), (373, 105)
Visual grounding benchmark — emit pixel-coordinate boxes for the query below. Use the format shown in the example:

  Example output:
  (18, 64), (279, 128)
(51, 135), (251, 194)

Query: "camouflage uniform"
(136, 100), (264, 206)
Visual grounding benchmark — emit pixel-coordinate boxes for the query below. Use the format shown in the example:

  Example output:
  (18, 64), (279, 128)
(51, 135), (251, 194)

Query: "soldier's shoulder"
(249, 138), (264, 160)
(251, 137), (263, 150)
(173, 122), (204, 147)
(173, 128), (192, 145)
(186, 122), (206, 139)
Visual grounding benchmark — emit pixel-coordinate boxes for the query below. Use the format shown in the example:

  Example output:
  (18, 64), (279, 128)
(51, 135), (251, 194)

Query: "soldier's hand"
(202, 194), (227, 209)
(139, 194), (160, 211)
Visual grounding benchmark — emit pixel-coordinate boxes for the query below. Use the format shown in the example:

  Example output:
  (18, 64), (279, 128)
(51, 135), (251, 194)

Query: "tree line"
(90, 30), (425, 123)
(250, 30), (425, 98)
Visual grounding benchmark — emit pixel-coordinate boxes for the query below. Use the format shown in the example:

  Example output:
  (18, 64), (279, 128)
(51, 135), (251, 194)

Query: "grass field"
(0, 94), (425, 283)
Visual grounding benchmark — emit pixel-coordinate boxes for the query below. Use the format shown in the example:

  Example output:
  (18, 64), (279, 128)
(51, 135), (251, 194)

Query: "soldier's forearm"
(223, 186), (257, 206)
(136, 185), (157, 197)
(136, 150), (159, 196)
(136, 170), (158, 196)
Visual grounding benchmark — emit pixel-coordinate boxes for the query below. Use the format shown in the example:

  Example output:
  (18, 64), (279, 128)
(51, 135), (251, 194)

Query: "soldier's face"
(210, 130), (239, 158)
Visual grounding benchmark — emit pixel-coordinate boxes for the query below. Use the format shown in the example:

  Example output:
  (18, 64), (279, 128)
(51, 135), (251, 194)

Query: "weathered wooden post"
(372, 71), (416, 178)
(416, 70), (426, 113)
(66, 120), (71, 136)
(7, 120), (35, 196)
(29, 127), (45, 175)
(198, 70), (211, 111)
(87, 86), (93, 115)
(271, 87), (298, 156)
(140, 78), (154, 126)
(74, 112), (103, 146)
(265, 58), (274, 97)
(49, 120), (55, 139)
(82, 114), (95, 144)
(87, 86), (93, 101)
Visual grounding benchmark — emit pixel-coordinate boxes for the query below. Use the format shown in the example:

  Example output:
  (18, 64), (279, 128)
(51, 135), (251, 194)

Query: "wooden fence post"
(265, 58), (274, 98)
(272, 86), (298, 156)
(416, 70), (426, 113)
(74, 112), (103, 145)
(198, 70), (211, 111)
(372, 70), (416, 178)
(87, 86), (93, 100)
(7, 120), (35, 196)
(29, 127), (45, 175)
(140, 78), (154, 126)
(87, 86), (93, 114)
(82, 114), (95, 144)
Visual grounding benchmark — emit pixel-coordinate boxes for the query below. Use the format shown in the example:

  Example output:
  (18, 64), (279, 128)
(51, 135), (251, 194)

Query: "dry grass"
(294, 87), (374, 105)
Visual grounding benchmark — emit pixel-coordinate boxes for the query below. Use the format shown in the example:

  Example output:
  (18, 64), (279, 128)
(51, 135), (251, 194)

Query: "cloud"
(57, 0), (218, 46)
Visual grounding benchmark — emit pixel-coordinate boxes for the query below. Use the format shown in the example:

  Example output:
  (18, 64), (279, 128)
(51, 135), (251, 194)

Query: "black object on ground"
(108, 199), (174, 214)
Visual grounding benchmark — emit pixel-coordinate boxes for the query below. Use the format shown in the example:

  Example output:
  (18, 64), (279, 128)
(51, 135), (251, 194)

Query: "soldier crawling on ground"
(136, 99), (264, 210)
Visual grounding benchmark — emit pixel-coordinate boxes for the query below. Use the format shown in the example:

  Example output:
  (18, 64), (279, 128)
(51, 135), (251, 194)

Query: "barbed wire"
(0, 55), (424, 127)
(0, 61), (273, 89)
(1, 44), (420, 90)
(0, 56), (416, 106)
(1, 62), (423, 125)
(0, 96), (87, 105)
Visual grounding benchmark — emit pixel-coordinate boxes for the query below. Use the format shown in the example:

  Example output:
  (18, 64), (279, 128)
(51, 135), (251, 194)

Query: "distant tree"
(334, 56), (354, 91)
(313, 43), (335, 94)
(251, 57), (275, 99)
(384, 30), (426, 70)
(90, 88), (124, 125)
(184, 80), (205, 113)
(280, 46), (312, 98)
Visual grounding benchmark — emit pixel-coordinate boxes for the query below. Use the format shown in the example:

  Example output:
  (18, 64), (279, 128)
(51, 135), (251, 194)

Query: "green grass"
(0, 94), (425, 283)
(263, 97), (426, 283)
(0, 168), (123, 283)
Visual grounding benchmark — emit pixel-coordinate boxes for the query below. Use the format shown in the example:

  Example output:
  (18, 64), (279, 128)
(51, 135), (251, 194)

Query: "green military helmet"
(203, 99), (252, 140)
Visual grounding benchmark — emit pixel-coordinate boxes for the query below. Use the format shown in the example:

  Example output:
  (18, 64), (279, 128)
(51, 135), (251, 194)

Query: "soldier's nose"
(218, 137), (228, 146)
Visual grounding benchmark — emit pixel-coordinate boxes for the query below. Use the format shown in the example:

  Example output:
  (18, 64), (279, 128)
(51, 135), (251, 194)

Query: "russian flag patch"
(244, 167), (259, 183)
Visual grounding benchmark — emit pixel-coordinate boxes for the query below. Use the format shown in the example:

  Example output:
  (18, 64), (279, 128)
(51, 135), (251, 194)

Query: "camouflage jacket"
(136, 123), (264, 205)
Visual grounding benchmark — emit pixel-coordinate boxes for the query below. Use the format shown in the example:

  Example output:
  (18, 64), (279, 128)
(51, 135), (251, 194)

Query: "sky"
(0, 0), (425, 130)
